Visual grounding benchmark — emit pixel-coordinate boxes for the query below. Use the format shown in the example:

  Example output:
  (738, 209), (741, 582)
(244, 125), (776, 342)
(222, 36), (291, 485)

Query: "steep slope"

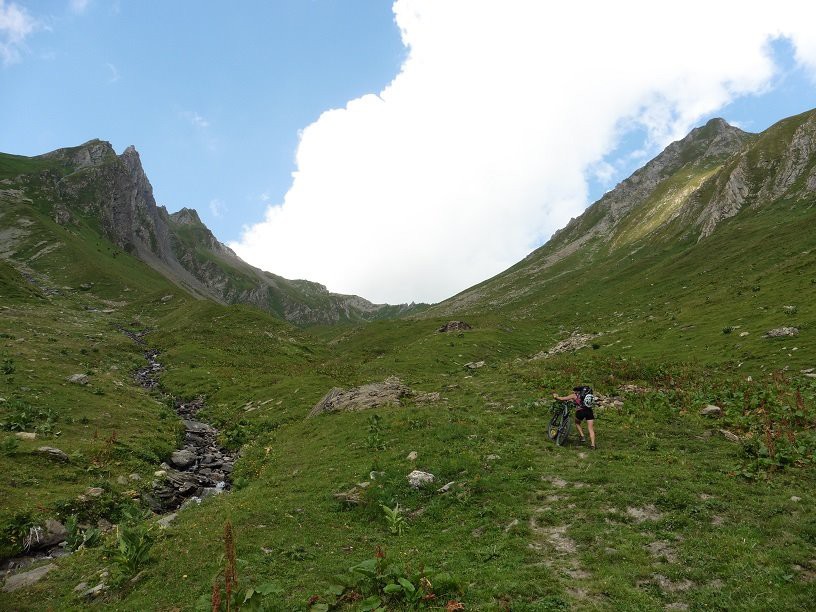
(1, 142), (422, 325)
(424, 110), (816, 367)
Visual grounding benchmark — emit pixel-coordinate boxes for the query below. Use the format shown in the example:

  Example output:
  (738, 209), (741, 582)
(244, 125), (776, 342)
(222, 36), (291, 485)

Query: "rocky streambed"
(132, 342), (235, 512)
(1, 331), (235, 588)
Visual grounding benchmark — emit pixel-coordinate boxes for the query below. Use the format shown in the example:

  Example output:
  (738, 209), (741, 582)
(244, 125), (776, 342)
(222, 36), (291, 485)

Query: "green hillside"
(1, 112), (815, 610)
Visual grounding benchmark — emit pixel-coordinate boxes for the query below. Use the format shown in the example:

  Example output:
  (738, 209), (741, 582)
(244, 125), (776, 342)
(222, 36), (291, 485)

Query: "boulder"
(85, 487), (104, 497)
(531, 331), (600, 359)
(464, 361), (485, 370)
(308, 376), (413, 418)
(36, 446), (69, 462)
(15, 432), (36, 440)
(719, 429), (740, 443)
(66, 373), (89, 385)
(764, 327), (799, 338)
(407, 451), (418, 461)
(700, 405), (722, 417)
(407, 470), (435, 489)
(170, 449), (196, 469)
(2, 563), (56, 592)
(437, 321), (472, 333)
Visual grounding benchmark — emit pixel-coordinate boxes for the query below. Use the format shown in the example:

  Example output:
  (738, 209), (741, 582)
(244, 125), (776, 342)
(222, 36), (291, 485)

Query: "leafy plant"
(112, 511), (154, 575)
(366, 414), (387, 451)
(65, 514), (102, 551)
(2, 358), (14, 375)
(380, 503), (405, 536)
(722, 326), (733, 334)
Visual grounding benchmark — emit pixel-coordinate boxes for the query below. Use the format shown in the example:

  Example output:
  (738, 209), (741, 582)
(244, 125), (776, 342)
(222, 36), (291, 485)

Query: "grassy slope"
(1, 136), (816, 610)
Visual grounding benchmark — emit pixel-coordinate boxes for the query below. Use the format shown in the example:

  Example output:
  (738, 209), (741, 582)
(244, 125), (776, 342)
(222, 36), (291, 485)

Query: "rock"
(157, 513), (177, 528)
(308, 376), (413, 418)
(15, 432), (36, 440)
(369, 471), (385, 480)
(154, 469), (167, 478)
(85, 487), (104, 497)
(78, 283), (93, 291)
(739, 331), (749, 337)
(437, 321), (472, 333)
(486, 454), (501, 461)
(116, 475), (129, 485)
(129, 473), (141, 481)
(407, 470), (435, 489)
(73, 581), (89, 593)
(415, 391), (441, 403)
(719, 429), (740, 443)
(170, 449), (196, 469)
(97, 518), (113, 533)
(437, 481), (455, 493)
(764, 327), (799, 338)
(532, 331), (600, 359)
(334, 487), (364, 506)
(806, 373), (816, 379)
(2, 563), (56, 592)
(407, 451), (418, 461)
(36, 446), (69, 462)
(82, 583), (107, 599)
(802, 368), (815, 374)
(66, 373), (89, 385)
(700, 405), (722, 417)
(160, 294), (174, 303)
(464, 361), (485, 370)
(504, 518), (519, 532)
(791, 496), (802, 503)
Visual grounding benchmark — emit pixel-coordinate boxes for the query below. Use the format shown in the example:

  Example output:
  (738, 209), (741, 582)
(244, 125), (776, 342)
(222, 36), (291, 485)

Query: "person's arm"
(552, 392), (576, 402)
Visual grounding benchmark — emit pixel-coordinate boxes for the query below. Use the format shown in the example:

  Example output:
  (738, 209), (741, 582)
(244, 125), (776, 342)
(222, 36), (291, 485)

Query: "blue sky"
(3, 1), (816, 303)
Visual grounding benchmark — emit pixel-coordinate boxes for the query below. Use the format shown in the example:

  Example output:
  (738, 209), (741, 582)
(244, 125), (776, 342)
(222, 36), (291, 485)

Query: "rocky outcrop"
(308, 376), (414, 418)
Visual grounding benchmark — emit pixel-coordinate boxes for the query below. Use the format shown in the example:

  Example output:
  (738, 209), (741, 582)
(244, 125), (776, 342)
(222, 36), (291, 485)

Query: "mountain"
(425, 109), (815, 365)
(1, 140), (423, 325)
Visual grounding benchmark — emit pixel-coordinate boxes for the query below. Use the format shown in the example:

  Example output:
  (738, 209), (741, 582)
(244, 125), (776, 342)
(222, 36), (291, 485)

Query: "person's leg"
(587, 419), (596, 448)
(575, 418), (586, 441)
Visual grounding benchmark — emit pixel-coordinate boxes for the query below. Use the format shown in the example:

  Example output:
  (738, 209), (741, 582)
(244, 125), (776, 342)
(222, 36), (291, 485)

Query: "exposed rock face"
(437, 321), (472, 333)
(764, 327), (799, 338)
(308, 376), (414, 418)
(531, 331), (599, 359)
(2, 563), (56, 592)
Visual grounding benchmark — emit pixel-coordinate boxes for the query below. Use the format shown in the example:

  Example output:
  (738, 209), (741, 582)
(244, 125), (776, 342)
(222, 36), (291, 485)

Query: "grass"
(1, 118), (816, 609)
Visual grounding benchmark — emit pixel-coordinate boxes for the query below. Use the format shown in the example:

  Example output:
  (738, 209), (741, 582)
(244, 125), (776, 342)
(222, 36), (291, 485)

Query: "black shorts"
(576, 407), (595, 422)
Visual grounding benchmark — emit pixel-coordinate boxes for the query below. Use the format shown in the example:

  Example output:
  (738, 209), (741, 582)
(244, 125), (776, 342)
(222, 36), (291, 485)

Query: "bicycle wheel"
(555, 411), (572, 446)
(547, 410), (561, 441)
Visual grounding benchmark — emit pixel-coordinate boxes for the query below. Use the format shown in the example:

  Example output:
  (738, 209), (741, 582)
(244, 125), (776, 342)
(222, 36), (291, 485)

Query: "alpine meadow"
(1, 99), (816, 612)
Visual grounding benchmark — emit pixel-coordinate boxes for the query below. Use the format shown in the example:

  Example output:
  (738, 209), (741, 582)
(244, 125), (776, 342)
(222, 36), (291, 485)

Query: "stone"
(437, 321), (472, 333)
(464, 361), (485, 369)
(154, 470), (167, 478)
(129, 473), (141, 481)
(157, 513), (177, 528)
(719, 429), (740, 443)
(97, 518), (113, 533)
(83, 583), (107, 598)
(73, 581), (89, 593)
(2, 563), (56, 592)
(66, 373), (89, 385)
(791, 496), (802, 503)
(170, 449), (196, 469)
(700, 405), (722, 417)
(15, 432), (36, 440)
(486, 454), (501, 461)
(308, 377), (413, 418)
(764, 327), (799, 338)
(739, 331), (749, 337)
(407, 470), (435, 489)
(160, 294), (174, 303)
(85, 487), (104, 497)
(334, 487), (364, 506)
(532, 331), (600, 359)
(36, 446), (69, 462)
(116, 475), (129, 485)
(407, 451), (418, 461)
(437, 481), (455, 493)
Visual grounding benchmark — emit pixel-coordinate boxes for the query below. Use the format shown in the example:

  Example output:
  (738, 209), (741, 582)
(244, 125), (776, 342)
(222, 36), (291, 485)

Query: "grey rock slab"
(66, 373), (89, 385)
(36, 446), (69, 462)
(170, 449), (196, 469)
(700, 405), (722, 417)
(157, 513), (177, 528)
(2, 563), (56, 592)
(407, 470), (435, 489)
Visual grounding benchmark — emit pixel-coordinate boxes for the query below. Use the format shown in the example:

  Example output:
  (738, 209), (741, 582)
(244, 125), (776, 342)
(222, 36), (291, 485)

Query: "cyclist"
(552, 387), (596, 449)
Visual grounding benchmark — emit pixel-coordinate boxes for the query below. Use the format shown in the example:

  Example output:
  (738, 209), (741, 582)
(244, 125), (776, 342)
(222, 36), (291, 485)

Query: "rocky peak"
(39, 139), (116, 170)
(170, 208), (203, 226)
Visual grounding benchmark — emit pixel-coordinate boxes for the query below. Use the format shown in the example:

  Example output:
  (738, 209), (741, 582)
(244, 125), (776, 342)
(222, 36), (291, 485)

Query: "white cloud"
(209, 198), (224, 218)
(0, 0), (38, 65)
(181, 110), (210, 129)
(105, 61), (119, 83)
(69, 0), (90, 14)
(232, 0), (816, 304)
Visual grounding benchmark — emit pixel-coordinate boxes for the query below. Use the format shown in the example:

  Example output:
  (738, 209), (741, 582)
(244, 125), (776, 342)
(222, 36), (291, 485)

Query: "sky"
(2, 1), (816, 304)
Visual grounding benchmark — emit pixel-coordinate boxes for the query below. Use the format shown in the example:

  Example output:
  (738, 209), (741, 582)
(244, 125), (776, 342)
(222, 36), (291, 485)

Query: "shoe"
(578, 436), (586, 444)
(590, 444), (596, 450)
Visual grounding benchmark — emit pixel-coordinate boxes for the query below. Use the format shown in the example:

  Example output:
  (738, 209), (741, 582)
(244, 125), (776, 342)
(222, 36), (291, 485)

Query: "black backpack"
(573, 386), (595, 408)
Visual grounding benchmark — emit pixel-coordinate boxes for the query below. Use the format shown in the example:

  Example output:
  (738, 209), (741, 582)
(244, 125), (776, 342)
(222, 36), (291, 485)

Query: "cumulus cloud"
(209, 198), (225, 218)
(69, 0), (90, 14)
(0, 0), (38, 65)
(232, 0), (816, 304)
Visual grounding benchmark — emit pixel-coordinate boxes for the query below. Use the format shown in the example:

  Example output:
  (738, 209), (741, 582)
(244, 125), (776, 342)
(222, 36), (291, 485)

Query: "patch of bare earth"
(626, 505), (664, 523)
(647, 540), (678, 564)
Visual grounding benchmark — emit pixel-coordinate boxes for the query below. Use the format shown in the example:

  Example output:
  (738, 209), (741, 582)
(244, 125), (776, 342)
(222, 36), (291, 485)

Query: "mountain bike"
(547, 400), (574, 446)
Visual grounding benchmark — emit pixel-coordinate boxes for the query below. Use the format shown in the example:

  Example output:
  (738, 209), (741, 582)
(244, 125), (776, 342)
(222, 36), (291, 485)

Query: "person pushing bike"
(552, 386), (596, 449)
